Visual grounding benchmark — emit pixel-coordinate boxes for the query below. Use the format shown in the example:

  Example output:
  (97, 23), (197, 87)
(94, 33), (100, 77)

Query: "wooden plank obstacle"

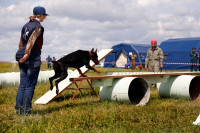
(34, 49), (113, 104)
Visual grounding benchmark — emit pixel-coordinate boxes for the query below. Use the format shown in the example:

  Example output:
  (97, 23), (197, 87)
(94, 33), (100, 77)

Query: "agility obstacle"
(35, 48), (200, 105)
(69, 71), (200, 105)
(34, 49), (113, 104)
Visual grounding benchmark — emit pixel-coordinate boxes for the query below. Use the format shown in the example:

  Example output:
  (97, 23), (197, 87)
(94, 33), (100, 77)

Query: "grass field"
(0, 62), (200, 132)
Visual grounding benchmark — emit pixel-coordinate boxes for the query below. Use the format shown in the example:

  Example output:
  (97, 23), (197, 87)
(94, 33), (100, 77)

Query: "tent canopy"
(104, 43), (150, 68)
(159, 37), (200, 70)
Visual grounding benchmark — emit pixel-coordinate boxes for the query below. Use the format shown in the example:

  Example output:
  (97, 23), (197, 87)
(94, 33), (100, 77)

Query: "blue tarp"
(159, 37), (200, 70)
(104, 43), (150, 68)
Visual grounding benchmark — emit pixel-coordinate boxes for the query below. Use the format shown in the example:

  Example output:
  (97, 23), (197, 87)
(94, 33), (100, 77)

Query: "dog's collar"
(89, 51), (92, 60)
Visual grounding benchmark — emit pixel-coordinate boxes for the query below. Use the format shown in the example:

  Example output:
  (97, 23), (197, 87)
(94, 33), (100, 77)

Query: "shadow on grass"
(33, 99), (101, 115)
(33, 90), (100, 115)
(53, 90), (98, 102)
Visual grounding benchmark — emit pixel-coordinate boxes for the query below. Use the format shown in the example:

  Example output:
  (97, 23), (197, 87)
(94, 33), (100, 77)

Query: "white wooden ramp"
(34, 49), (113, 104)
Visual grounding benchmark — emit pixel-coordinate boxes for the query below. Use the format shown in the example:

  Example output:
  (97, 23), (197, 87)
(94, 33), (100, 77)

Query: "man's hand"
(160, 64), (163, 69)
(19, 54), (29, 64)
(145, 66), (148, 70)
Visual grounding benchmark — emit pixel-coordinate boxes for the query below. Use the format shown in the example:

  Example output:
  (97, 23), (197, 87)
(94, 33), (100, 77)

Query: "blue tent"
(104, 43), (150, 68)
(159, 37), (200, 70)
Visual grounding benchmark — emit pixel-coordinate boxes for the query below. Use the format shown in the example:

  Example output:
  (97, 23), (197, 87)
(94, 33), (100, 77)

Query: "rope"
(103, 62), (200, 65)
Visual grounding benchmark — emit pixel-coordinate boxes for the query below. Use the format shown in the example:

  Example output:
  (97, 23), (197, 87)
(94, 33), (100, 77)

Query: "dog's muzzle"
(93, 59), (100, 65)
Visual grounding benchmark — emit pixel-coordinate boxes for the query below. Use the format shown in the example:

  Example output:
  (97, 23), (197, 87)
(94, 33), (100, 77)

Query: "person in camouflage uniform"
(198, 48), (200, 71)
(145, 40), (164, 72)
(145, 40), (164, 87)
(131, 52), (137, 69)
(190, 48), (198, 72)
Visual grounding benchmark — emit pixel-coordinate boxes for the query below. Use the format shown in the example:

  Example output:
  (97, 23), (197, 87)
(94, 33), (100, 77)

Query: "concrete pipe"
(0, 72), (20, 87)
(0, 70), (73, 88)
(157, 75), (200, 100)
(99, 77), (150, 105)
(37, 70), (55, 83)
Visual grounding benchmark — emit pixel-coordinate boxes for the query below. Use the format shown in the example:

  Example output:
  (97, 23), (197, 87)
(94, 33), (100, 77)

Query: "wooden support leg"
(71, 76), (98, 100)
(86, 79), (98, 97)
(72, 80), (83, 100)
(74, 82), (83, 95)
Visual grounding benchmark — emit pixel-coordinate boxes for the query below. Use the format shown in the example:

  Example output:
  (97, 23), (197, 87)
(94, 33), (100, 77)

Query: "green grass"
(0, 63), (200, 132)
(0, 62), (54, 73)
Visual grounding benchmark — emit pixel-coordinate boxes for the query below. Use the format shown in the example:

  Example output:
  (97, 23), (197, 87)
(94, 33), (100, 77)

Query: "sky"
(1, 0), (200, 62)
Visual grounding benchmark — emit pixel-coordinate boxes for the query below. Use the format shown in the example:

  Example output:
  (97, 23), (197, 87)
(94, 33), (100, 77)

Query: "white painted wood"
(193, 114), (200, 125)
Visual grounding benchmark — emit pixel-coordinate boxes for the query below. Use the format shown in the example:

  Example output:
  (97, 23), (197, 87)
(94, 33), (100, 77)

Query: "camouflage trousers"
(148, 61), (160, 72)
(148, 61), (160, 87)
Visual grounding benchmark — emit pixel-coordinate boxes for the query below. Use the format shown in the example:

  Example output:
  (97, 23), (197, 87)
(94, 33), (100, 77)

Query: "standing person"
(52, 56), (56, 61)
(145, 40), (164, 87)
(140, 54), (146, 69)
(190, 48), (198, 72)
(46, 55), (52, 68)
(198, 48), (200, 71)
(131, 52), (137, 69)
(52, 56), (56, 69)
(15, 6), (48, 115)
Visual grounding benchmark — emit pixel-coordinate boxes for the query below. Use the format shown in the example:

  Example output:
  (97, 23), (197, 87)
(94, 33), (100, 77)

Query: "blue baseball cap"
(33, 6), (48, 16)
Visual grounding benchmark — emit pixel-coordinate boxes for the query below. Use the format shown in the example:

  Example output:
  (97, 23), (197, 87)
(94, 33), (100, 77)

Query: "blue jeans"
(47, 62), (51, 68)
(16, 61), (40, 115)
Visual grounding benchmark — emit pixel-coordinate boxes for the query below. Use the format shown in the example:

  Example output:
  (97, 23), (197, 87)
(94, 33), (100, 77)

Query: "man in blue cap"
(15, 6), (48, 115)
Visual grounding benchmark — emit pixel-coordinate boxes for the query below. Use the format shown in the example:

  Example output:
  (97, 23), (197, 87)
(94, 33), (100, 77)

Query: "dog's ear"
(95, 49), (97, 53)
(91, 48), (94, 53)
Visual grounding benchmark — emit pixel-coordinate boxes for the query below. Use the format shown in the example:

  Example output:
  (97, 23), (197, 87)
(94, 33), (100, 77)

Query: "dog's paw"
(50, 87), (53, 90)
(50, 85), (53, 90)
(56, 89), (59, 95)
(81, 74), (87, 77)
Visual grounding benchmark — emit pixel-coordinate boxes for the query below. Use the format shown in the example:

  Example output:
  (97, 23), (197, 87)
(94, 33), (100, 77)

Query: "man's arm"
(159, 49), (164, 65)
(145, 50), (150, 69)
(190, 52), (193, 57)
(25, 28), (42, 55)
(159, 49), (164, 69)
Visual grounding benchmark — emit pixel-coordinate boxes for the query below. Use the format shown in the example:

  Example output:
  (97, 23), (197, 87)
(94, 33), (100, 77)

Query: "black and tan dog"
(49, 48), (101, 94)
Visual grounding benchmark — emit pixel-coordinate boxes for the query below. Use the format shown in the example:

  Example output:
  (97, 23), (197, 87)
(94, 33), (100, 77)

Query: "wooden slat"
(70, 72), (200, 82)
